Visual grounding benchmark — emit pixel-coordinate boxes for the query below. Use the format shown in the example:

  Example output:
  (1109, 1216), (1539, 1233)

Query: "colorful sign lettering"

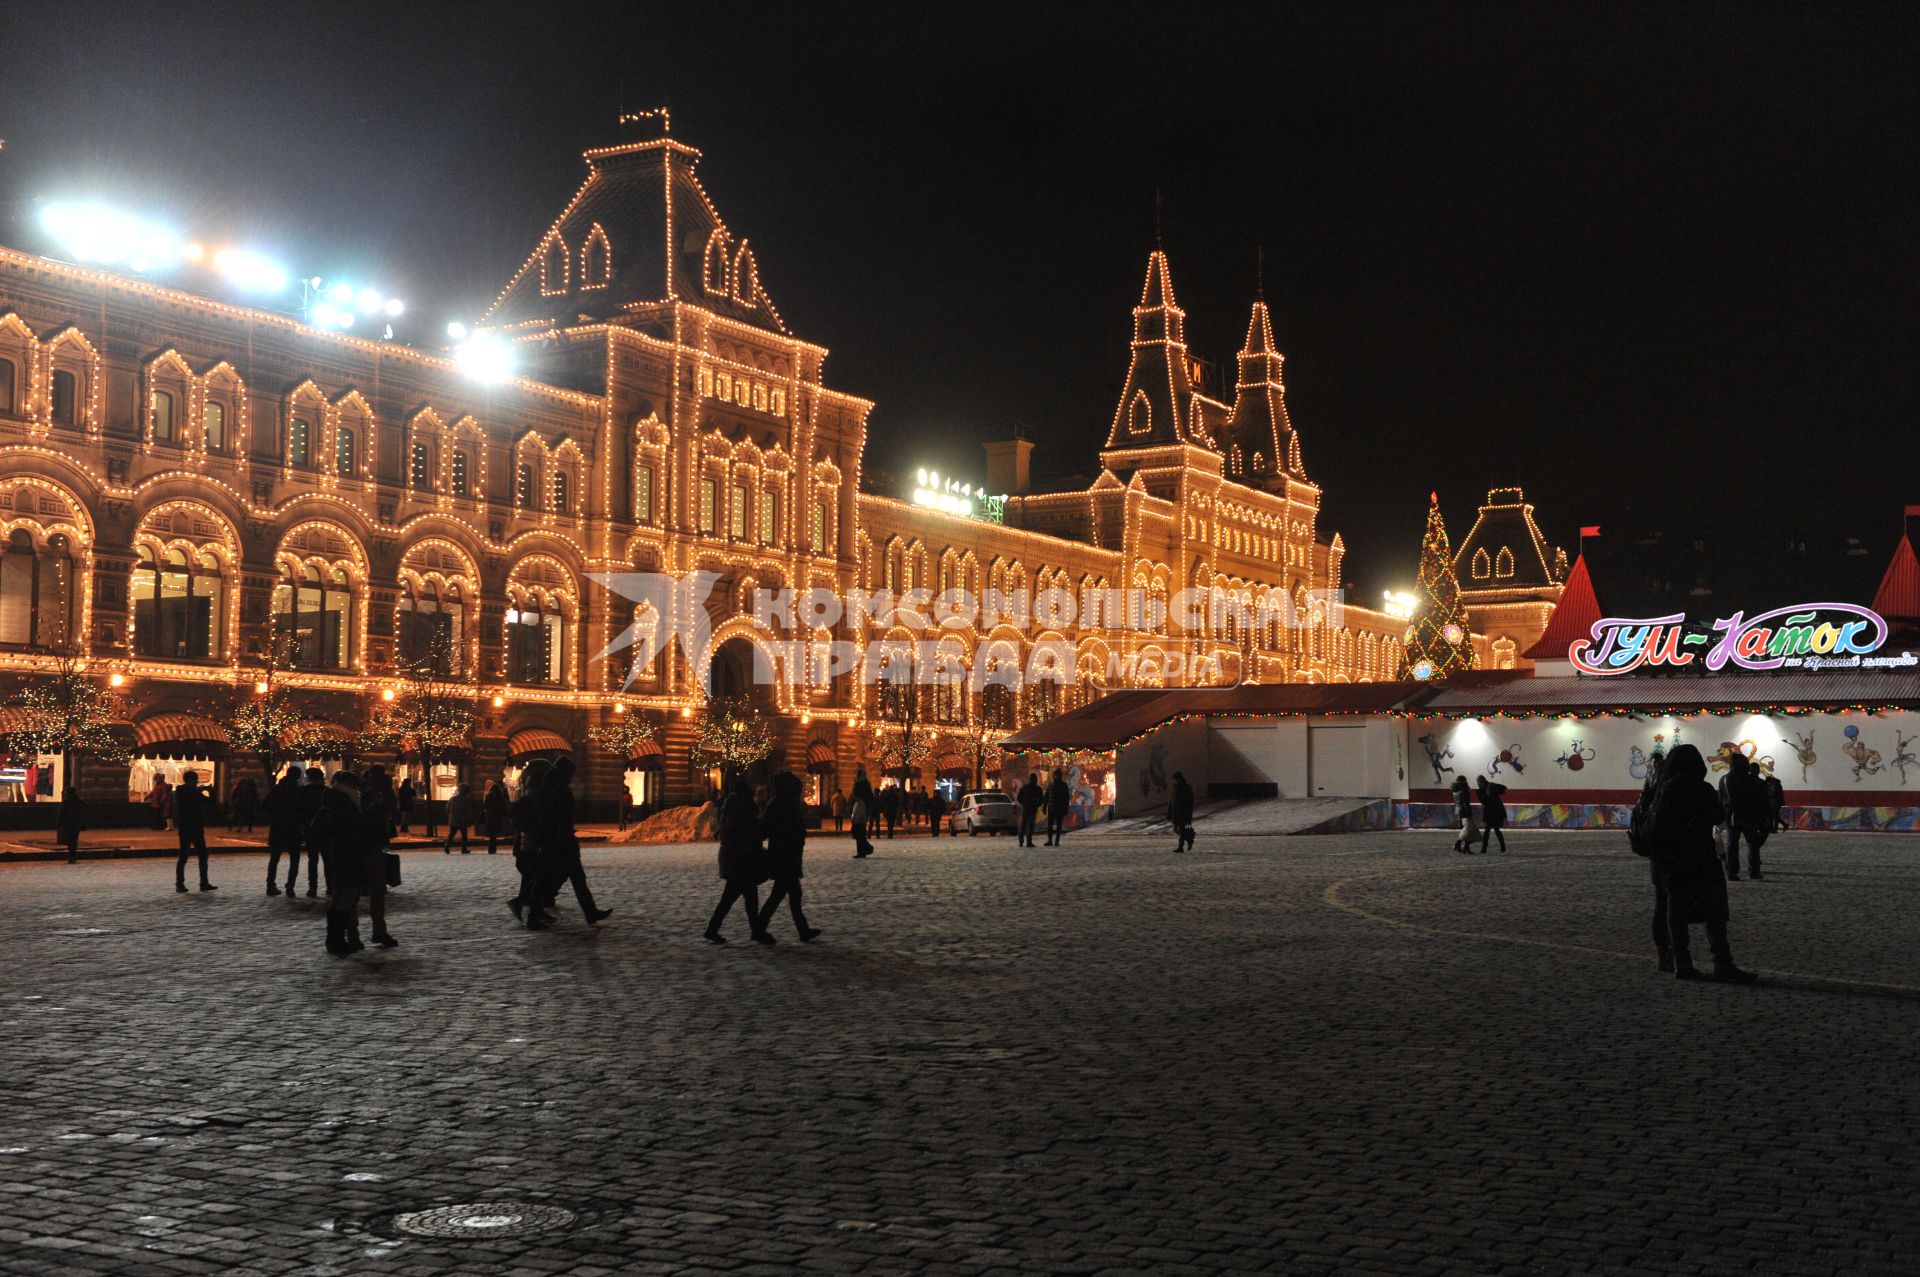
(1569, 604), (1906, 676)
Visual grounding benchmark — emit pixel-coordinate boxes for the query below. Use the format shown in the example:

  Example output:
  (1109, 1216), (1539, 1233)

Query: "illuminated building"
(0, 116), (1500, 813)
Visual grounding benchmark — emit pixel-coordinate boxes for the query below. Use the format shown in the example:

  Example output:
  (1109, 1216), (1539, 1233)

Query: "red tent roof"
(1522, 553), (1603, 661)
(1871, 536), (1920, 623)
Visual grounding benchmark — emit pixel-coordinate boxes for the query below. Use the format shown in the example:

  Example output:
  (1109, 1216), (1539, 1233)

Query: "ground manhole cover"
(388, 1202), (577, 1239)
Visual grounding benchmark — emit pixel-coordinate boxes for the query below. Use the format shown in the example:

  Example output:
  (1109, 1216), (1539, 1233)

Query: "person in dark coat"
(172, 770), (214, 892)
(147, 776), (173, 831)
(264, 769), (303, 895)
(1637, 749), (1669, 969)
(849, 767), (875, 858)
(444, 782), (481, 854)
(1475, 775), (1508, 852)
(1015, 772), (1044, 848)
(1647, 744), (1757, 983)
(1044, 769), (1073, 846)
(395, 776), (416, 833)
(230, 776), (260, 833)
(705, 781), (772, 943)
(482, 778), (510, 854)
(1168, 771), (1196, 854)
(533, 757), (610, 926)
(287, 767), (331, 897)
(57, 785), (84, 864)
(879, 782), (902, 839)
(1450, 775), (1480, 853)
(359, 766), (399, 947)
(926, 788), (948, 837)
(1722, 754), (1773, 880)
(509, 759), (552, 927)
(756, 771), (820, 941)
(310, 770), (368, 956)
(1766, 772), (1787, 832)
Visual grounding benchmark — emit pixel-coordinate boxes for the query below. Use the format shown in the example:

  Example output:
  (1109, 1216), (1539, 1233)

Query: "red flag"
(1579, 525), (1601, 537)
(1905, 505), (1920, 517)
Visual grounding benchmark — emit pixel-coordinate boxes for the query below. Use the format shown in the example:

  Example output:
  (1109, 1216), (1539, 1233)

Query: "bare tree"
(367, 628), (477, 837)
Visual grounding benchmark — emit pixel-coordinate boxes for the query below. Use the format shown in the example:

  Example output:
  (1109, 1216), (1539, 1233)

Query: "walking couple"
(1450, 775), (1507, 853)
(705, 771), (820, 944)
(508, 757), (612, 930)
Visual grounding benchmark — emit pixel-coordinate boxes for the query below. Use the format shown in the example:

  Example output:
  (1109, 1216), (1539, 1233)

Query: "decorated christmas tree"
(1400, 492), (1476, 681)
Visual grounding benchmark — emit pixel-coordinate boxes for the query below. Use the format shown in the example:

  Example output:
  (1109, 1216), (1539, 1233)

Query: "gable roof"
(482, 135), (787, 334)
(1102, 251), (1202, 450)
(1871, 535), (1920, 624)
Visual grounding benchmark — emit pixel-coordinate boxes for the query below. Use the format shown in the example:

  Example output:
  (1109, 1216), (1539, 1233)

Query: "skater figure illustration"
(1840, 725), (1884, 780)
(1418, 734), (1455, 784)
(1780, 731), (1816, 783)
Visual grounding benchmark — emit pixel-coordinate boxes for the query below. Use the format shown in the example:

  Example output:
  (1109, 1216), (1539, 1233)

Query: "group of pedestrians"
(1449, 774), (1508, 853)
(1014, 769), (1074, 847)
(505, 757), (611, 930)
(705, 771), (820, 944)
(1634, 744), (1760, 982)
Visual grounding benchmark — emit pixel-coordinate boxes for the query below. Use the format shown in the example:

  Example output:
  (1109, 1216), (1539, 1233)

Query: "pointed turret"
(1103, 250), (1200, 450)
(1871, 534), (1920, 627)
(1223, 298), (1302, 486)
(1523, 553), (1603, 665)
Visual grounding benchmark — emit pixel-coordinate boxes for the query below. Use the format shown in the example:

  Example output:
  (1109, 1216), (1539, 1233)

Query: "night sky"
(2, 3), (1915, 607)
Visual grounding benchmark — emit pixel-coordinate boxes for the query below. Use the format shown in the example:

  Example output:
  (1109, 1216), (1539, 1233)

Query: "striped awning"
(279, 720), (354, 753)
(805, 739), (836, 774)
(627, 735), (664, 771)
(935, 752), (972, 777)
(135, 713), (230, 757)
(507, 728), (573, 759)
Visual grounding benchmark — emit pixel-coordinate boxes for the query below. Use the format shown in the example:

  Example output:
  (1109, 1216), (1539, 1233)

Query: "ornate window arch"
(1471, 547), (1491, 580)
(1128, 389), (1151, 435)
(285, 382), (327, 469)
(145, 351), (193, 447)
(271, 521), (366, 671)
(0, 479), (91, 652)
(45, 328), (99, 431)
(131, 502), (237, 661)
(505, 554), (577, 687)
(199, 361), (245, 453)
(397, 540), (478, 677)
(1494, 546), (1516, 579)
(703, 229), (731, 295)
(0, 313), (33, 421)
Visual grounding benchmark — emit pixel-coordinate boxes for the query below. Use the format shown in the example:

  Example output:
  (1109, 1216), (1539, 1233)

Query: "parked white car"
(947, 789), (1020, 836)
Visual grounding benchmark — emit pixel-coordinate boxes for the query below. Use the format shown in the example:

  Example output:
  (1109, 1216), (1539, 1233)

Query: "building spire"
(1256, 245), (1265, 300)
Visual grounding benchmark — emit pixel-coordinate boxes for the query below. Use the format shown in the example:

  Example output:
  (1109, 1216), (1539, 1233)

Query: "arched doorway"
(700, 635), (782, 793)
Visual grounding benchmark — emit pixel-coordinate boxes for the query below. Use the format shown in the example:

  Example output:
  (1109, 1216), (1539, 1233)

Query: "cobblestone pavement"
(3, 830), (1918, 1276)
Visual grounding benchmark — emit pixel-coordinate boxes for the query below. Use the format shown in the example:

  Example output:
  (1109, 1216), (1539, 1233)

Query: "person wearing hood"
(1450, 775), (1481, 854)
(756, 771), (820, 942)
(1646, 744), (1758, 983)
(706, 780), (772, 943)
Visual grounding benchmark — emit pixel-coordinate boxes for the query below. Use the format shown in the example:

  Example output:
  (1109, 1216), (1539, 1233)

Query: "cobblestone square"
(3, 830), (1918, 1275)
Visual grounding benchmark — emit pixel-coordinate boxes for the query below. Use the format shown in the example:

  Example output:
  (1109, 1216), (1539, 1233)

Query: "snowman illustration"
(1627, 746), (1649, 780)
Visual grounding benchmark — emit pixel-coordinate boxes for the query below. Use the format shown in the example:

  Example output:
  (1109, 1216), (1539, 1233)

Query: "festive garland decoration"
(1400, 493), (1475, 681)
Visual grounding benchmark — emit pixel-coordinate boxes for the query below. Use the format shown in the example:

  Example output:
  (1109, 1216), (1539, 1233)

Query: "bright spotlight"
(39, 201), (182, 272)
(335, 310), (356, 330)
(312, 302), (338, 329)
(355, 288), (382, 315)
(218, 248), (289, 293)
(445, 321), (468, 340)
(453, 332), (516, 383)
(329, 282), (353, 303)
(383, 297), (405, 318)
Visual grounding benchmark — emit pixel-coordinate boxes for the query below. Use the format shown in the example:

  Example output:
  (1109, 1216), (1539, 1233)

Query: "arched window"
(273, 563), (352, 670)
(0, 359), (14, 415)
(0, 530), (75, 649)
(151, 389), (176, 443)
(397, 578), (464, 675)
(289, 417), (313, 467)
(1128, 389), (1150, 435)
(335, 427), (355, 476)
(1494, 546), (1516, 578)
(450, 450), (471, 497)
(540, 234), (569, 295)
(581, 226), (610, 288)
(516, 462), (535, 508)
(553, 469), (570, 515)
(131, 544), (224, 659)
(50, 370), (78, 426)
(1471, 547), (1491, 580)
(410, 442), (430, 489)
(506, 593), (564, 685)
(204, 401), (226, 451)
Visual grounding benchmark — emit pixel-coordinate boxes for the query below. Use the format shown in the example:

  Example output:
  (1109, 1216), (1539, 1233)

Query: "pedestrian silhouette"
(756, 771), (820, 941)
(706, 781), (772, 943)
(1646, 744), (1758, 983)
